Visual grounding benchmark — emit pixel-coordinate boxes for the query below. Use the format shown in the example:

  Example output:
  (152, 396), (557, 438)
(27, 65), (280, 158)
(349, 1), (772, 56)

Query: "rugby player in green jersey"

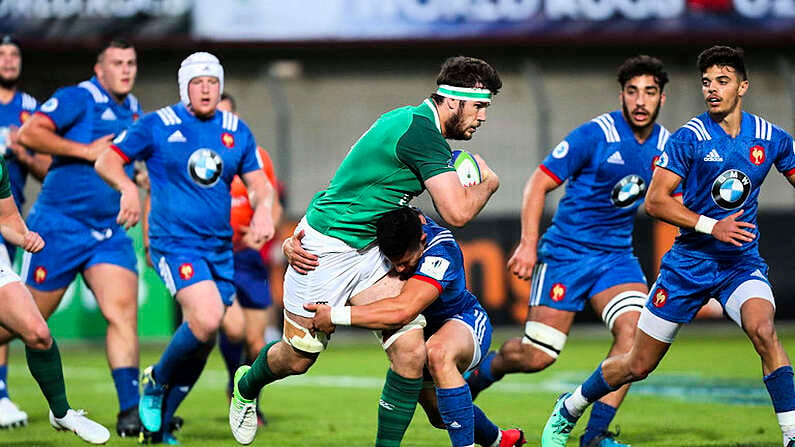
(230, 56), (501, 446)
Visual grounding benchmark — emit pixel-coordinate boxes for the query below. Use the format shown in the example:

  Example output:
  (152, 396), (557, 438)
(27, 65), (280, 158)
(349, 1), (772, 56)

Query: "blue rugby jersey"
(539, 110), (670, 251)
(412, 216), (484, 322)
(658, 111), (795, 259)
(33, 76), (139, 228)
(0, 91), (36, 209)
(111, 103), (262, 249)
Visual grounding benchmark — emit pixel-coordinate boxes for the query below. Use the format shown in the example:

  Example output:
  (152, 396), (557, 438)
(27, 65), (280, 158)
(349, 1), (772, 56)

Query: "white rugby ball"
(451, 150), (482, 187)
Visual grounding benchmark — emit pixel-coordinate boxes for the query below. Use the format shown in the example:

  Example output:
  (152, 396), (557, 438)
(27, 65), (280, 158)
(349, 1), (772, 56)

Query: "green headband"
(436, 84), (492, 102)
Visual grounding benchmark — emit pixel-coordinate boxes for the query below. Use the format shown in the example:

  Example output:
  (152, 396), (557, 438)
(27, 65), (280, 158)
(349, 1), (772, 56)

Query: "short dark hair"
(376, 207), (423, 260)
(697, 46), (747, 80)
(616, 55), (669, 91)
(431, 56), (502, 104)
(97, 38), (134, 62)
(220, 92), (236, 112)
(0, 35), (20, 50)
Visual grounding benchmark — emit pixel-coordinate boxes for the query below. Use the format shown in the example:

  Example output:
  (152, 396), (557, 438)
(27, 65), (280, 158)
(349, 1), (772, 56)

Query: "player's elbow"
(438, 207), (471, 228)
(644, 192), (666, 219)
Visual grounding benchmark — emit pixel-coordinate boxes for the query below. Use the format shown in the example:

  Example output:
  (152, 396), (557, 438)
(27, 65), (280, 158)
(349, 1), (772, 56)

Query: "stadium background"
(4, 0), (795, 336)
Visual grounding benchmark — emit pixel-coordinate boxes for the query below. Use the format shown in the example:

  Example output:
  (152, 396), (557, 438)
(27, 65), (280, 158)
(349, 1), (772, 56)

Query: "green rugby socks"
(25, 339), (70, 418)
(375, 368), (423, 447)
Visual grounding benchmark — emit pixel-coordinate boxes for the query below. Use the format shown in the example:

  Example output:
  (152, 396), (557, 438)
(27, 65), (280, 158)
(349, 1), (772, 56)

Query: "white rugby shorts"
(283, 217), (391, 318)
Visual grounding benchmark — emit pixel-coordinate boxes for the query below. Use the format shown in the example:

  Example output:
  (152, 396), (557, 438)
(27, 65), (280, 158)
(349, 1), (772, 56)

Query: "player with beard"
(541, 45), (795, 447)
(466, 55), (670, 447)
(0, 35), (50, 429)
(229, 56), (501, 446)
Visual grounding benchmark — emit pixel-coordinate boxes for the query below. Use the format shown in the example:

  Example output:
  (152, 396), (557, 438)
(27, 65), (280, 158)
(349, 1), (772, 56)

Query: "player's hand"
(6, 126), (28, 161)
(303, 303), (336, 334)
(249, 208), (275, 247)
(711, 210), (756, 247)
(83, 134), (115, 162)
(507, 240), (537, 281)
(20, 230), (45, 253)
(284, 229), (319, 274)
(239, 225), (266, 250)
(473, 153), (499, 188)
(117, 184), (141, 230)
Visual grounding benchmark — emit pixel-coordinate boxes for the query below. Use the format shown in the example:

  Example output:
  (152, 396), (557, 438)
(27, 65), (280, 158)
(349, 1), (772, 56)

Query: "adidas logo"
(704, 149), (723, 162)
(378, 399), (395, 411)
(448, 421), (462, 429)
(0, 380), (5, 390)
(100, 108), (117, 121)
(167, 130), (187, 143)
(607, 150), (624, 165)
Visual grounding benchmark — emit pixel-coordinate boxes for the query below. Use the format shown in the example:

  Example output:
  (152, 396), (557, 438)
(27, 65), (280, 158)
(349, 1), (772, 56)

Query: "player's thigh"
(348, 272), (404, 306)
(715, 257), (775, 329)
(175, 280), (226, 336)
(0, 279), (51, 344)
(384, 325), (426, 378)
(590, 282), (647, 335)
(83, 263), (138, 320)
(426, 320), (477, 374)
(282, 238), (390, 317)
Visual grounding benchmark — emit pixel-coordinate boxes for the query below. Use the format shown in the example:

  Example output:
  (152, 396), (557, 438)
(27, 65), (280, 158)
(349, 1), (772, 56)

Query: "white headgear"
(178, 51), (224, 107)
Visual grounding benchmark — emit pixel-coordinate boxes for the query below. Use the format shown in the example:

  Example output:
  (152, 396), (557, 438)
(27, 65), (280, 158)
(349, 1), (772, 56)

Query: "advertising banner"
(193, 0), (795, 43)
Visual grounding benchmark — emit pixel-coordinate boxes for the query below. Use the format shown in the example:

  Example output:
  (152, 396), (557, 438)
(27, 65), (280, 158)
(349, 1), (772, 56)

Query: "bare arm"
(646, 167), (755, 247)
(425, 154), (499, 228)
(507, 167), (561, 280)
(241, 169), (276, 246)
(8, 126), (51, 181)
(95, 148), (140, 229)
(305, 278), (439, 332)
(0, 196), (44, 253)
(18, 114), (112, 161)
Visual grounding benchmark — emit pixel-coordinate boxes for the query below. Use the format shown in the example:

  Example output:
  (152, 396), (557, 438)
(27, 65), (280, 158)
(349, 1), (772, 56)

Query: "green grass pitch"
(2, 323), (792, 446)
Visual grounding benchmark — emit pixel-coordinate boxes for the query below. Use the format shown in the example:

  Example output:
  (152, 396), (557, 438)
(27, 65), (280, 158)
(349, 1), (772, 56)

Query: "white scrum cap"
(178, 51), (224, 106)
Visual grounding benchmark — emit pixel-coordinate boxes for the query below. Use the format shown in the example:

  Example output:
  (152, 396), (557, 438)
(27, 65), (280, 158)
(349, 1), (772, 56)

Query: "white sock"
(564, 386), (589, 418)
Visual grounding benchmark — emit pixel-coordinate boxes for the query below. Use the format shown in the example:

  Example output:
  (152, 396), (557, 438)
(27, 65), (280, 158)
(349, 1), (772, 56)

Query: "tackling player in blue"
(466, 56), (671, 447)
(96, 51), (275, 444)
(541, 46), (795, 447)
(307, 207), (526, 447)
(13, 38), (143, 437)
(0, 35), (50, 429)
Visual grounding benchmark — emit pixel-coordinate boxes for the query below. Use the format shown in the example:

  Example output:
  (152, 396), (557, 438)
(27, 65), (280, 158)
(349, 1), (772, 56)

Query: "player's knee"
(22, 321), (53, 350)
(518, 321), (566, 371)
(390, 338), (427, 374)
(627, 357), (655, 381)
(747, 319), (778, 348)
(190, 313), (224, 342)
(223, 325), (245, 344)
(426, 342), (454, 375)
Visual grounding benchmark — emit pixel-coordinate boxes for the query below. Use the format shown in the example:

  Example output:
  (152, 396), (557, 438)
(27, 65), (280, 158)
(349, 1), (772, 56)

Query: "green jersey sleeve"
(396, 115), (455, 182)
(0, 157), (11, 199)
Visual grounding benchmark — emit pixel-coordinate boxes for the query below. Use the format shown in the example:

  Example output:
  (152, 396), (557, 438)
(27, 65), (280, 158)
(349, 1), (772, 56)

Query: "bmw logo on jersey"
(188, 148), (223, 187)
(611, 174), (646, 208)
(711, 169), (751, 209)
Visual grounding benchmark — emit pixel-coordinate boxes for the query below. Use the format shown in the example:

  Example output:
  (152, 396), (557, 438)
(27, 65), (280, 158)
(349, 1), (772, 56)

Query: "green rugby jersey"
(306, 99), (455, 249)
(0, 157), (11, 200)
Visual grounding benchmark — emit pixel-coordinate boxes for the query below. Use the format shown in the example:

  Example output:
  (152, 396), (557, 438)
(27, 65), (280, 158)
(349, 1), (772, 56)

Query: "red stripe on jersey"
(33, 111), (57, 130)
(672, 192), (683, 197)
(412, 275), (442, 293)
(539, 164), (563, 185)
(785, 167), (795, 178)
(110, 145), (131, 164)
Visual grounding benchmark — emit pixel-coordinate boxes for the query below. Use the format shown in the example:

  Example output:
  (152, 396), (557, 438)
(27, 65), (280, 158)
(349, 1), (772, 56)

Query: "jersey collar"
(421, 98), (442, 134)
